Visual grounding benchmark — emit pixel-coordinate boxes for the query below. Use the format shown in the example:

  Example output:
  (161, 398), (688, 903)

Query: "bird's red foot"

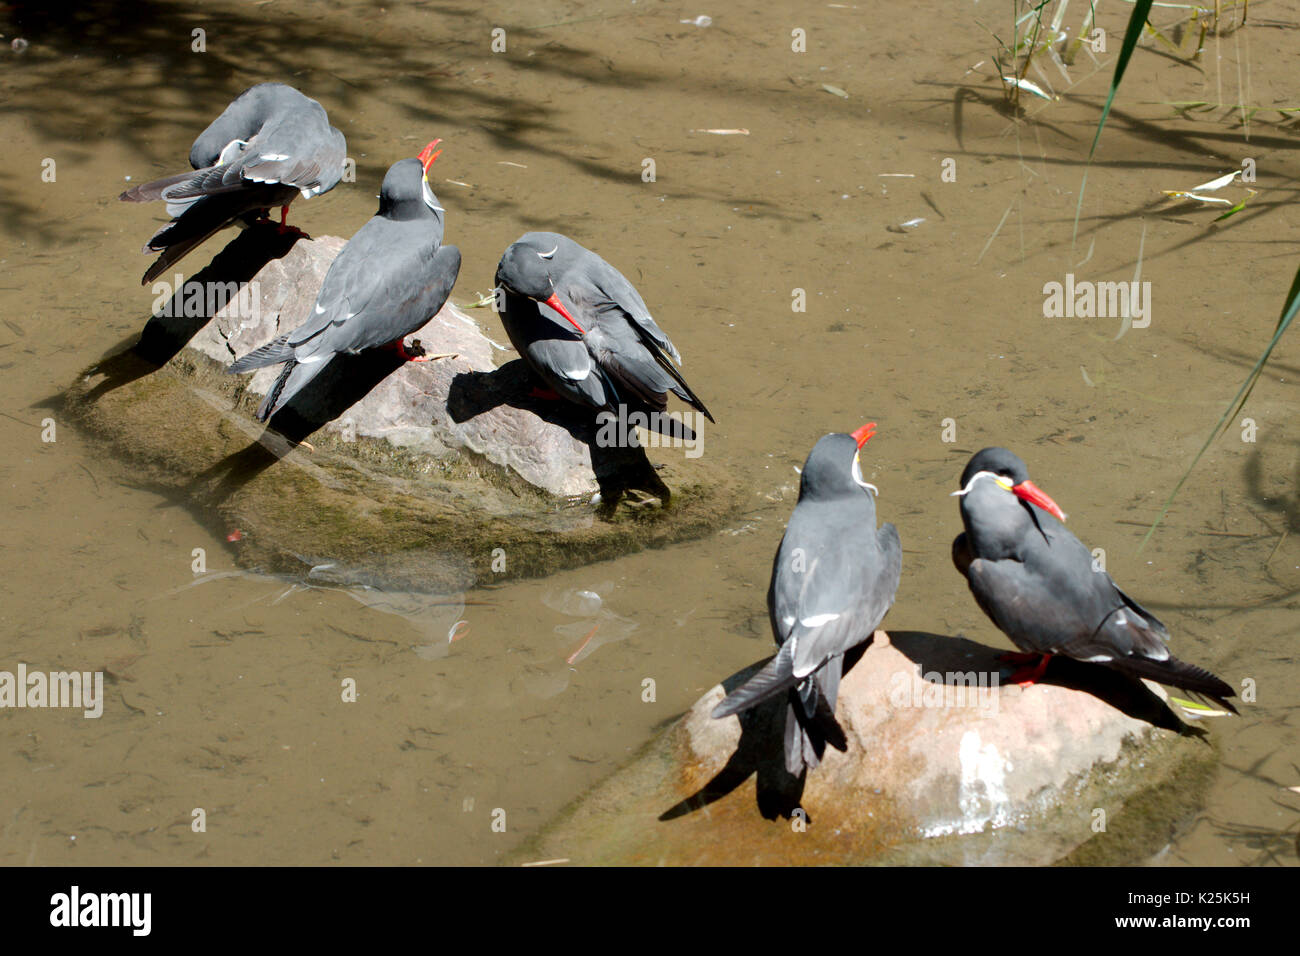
(528, 386), (561, 400)
(275, 205), (308, 238)
(386, 339), (428, 362)
(1000, 652), (1052, 687)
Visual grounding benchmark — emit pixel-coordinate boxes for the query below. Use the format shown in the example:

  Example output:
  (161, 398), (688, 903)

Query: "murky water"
(1, 0), (1296, 865)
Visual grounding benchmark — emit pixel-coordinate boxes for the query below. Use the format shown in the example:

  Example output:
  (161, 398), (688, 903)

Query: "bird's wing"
(526, 336), (614, 410)
(772, 512), (896, 678)
(168, 114), (342, 201)
(323, 244), (461, 354)
(588, 265), (682, 363)
(965, 543), (1168, 662)
(280, 225), (396, 357)
(584, 321), (675, 408)
(585, 310), (714, 421)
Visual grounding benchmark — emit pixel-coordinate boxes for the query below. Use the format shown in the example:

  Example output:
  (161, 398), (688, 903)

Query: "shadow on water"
(183, 345), (413, 502)
(3, 0), (816, 241)
(1243, 443), (1300, 534)
(660, 629), (1197, 824)
(76, 221), (303, 405)
(60, 216), (409, 500)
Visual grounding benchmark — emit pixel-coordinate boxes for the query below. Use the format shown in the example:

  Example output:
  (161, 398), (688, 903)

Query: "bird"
(493, 232), (713, 438)
(228, 141), (460, 423)
(120, 82), (347, 285)
(951, 446), (1237, 713)
(712, 424), (902, 776)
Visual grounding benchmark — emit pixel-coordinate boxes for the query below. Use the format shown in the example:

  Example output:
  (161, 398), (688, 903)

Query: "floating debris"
(543, 586), (604, 617)
(822, 84), (849, 99)
(1162, 170), (1256, 220)
(680, 15), (712, 27)
(1002, 75), (1055, 101)
(1163, 170), (1241, 203)
(689, 128), (750, 135)
(885, 217), (925, 234)
(1169, 696), (1232, 718)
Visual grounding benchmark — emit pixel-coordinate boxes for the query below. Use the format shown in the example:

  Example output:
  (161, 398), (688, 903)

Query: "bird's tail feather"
(139, 195), (244, 285)
(230, 335), (294, 374)
(783, 690), (847, 776)
(711, 644), (795, 719)
(1108, 654), (1238, 714)
(663, 364), (715, 423)
(120, 169), (208, 204)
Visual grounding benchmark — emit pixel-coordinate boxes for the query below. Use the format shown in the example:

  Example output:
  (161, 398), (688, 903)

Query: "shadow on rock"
(191, 348), (410, 500)
(887, 630), (1197, 736)
(663, 630), (1197, 825)
(447, 358), (671, 508)
(659, 643), (870, 823)
(79, 222), (305, 404)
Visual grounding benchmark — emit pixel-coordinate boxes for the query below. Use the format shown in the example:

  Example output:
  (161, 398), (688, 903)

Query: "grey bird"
(951, 447), (1236, 712)
(493, 232), (713, 436)
(121, 82), (347, 285)
(228, 141), (459, 422)
(713, 424), (902, 775)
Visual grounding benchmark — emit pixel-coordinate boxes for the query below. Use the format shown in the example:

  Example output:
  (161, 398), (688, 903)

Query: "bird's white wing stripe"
(800, 612), (840, 628)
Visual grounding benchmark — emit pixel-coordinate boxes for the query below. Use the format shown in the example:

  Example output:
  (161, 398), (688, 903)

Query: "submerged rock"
(512, 631), (1217, 865)
(63, 224), (745, 591)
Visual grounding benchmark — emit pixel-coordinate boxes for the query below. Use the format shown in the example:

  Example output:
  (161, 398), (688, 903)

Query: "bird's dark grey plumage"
(228, 146), (459, 422)
(494, 232), (713, 436)
(952, 446), (1236, 712)
(713, 427), (902, 775)
(121, 83), (347, 284)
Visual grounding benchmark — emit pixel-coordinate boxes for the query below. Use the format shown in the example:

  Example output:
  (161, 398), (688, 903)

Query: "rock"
(510, 631), (1218, 865)
(62, 224), (747, 591)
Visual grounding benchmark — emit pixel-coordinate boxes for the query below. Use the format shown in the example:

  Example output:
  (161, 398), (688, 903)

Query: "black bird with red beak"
(228, 141), (459, 422)
(493, 232), (713, 437)
(952, 447), (1236, 712)
(713, 424), (902, 776)
(121, 83), (347, 285)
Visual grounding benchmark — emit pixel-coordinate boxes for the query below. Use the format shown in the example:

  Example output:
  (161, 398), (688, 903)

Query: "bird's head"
(798, 423), (880, 502)
(495, 234), (585, 334)
(378, 140), (444, 222)
(952, 446), (1066, 521)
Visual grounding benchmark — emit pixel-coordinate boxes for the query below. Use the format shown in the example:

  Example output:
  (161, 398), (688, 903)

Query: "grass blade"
(1072, 0), (1155, 248)
(1140, 263), (1300, 548)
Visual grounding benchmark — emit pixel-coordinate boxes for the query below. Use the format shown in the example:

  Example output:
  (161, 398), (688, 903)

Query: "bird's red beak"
(544, 293), (585, 335)
(1012, 480), (1066, 522)
(418, 139), (442, 173)
(851, 422), (877, 448)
